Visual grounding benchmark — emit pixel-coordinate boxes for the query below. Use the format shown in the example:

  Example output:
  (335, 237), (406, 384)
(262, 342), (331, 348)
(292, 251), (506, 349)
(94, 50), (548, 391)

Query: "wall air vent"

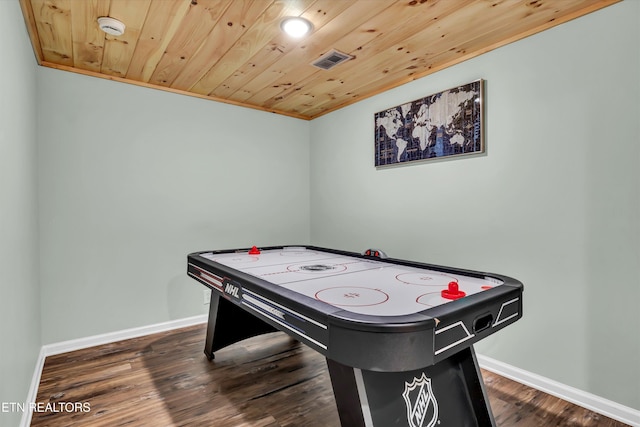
(311, 49), (353, 70)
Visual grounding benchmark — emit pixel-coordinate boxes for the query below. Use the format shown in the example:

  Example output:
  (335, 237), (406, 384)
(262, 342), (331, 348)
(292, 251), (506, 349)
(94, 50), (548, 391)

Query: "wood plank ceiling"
(20, 0), (618, 120)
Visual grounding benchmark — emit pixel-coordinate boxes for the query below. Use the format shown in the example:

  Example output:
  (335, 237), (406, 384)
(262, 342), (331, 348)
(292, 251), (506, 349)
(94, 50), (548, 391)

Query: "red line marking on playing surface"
(315, 287), (389, 307)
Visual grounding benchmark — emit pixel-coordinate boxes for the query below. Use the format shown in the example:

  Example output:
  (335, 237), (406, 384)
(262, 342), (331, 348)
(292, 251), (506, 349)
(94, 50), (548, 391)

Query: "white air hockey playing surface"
(199, 246), (503, 317)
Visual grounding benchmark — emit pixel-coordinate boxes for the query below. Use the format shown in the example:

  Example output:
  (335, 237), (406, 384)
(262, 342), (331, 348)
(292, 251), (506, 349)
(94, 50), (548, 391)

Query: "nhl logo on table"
(402, 373), (439, 427)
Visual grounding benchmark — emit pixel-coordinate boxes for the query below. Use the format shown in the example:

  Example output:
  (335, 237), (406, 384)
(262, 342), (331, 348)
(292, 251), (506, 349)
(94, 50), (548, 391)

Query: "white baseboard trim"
(42, 314), (207, 357)
(19, 346), (46, 427)
(20, 314), (207, 427)
(477, 354), (640, 427)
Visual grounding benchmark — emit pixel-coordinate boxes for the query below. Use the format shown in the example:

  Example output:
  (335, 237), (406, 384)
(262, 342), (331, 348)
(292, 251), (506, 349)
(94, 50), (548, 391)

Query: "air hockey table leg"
(326, 346), (496, 427)
(204, 291), (278, 360)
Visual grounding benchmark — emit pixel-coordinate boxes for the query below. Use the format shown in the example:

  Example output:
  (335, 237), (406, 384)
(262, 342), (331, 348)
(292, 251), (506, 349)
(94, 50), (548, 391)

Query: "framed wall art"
(374, 80), (484, 167)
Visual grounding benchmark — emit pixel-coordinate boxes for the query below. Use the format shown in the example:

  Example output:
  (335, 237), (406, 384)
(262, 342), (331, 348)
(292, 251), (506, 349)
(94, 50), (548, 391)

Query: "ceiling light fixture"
(97, 17), (126, 36)
(280, 17), (313, 38)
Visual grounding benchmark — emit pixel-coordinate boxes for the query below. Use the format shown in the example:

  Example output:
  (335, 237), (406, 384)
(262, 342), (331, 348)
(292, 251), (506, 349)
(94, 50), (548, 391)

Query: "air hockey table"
(187, 245), (523, 427)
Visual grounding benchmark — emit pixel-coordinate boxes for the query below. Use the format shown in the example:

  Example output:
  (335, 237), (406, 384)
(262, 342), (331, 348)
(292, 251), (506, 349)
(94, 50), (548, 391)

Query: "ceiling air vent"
(311, 49), (353, 70)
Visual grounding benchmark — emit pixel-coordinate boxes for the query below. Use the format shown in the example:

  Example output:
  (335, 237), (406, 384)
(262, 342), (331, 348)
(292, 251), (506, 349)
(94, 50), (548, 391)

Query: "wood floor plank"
(31, 324), (630, 427)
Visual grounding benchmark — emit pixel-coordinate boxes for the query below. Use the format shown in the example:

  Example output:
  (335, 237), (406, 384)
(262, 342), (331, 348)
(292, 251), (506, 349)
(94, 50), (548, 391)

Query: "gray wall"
(309, 1), (639, 410)
(37, 68), (311, 344)
(0, 2), (41, 427)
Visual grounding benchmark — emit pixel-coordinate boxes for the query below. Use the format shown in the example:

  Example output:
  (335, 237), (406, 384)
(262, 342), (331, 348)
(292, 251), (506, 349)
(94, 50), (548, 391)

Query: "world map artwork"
(374, 80), (483, 166)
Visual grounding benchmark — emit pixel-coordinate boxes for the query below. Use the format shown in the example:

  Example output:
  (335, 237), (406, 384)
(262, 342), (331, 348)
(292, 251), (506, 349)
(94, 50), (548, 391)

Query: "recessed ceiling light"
(280, 17), (313, 38)
(97, 17), (125, 36)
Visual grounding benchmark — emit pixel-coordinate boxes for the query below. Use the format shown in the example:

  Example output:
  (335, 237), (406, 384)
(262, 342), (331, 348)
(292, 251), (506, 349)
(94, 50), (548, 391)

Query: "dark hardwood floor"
(31, 324), (629, 427)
